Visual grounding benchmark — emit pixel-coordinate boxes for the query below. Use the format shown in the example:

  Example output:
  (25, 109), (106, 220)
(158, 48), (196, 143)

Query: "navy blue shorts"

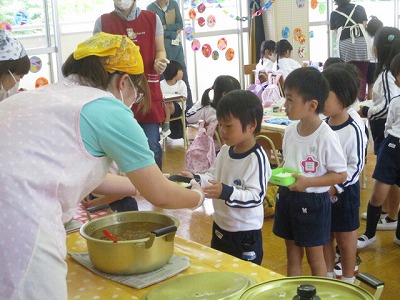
(369, 118), (386, 155)
(373, 135), (400, 186)
(273, 187), (331, 247)
(331, 182), (360, 232)
(211, 222), (263, 265)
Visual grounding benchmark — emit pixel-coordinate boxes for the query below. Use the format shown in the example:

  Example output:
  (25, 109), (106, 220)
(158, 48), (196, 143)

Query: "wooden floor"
(137, 132), (400, 300)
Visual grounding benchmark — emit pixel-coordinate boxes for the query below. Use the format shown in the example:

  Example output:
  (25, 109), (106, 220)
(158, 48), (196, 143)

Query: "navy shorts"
(369, 118), (386, 155)
(331, 182), (360, 232)
(211, 222), (263, 265)
(273, 187), (331, 247)
(373, 135), (400, 186)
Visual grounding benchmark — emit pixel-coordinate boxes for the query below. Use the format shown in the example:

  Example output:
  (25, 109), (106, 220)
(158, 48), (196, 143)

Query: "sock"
(327, 271), (335, 278)
(364, 203), (382, 238)
(162, 122), (170, 132)
(385, 216), (397, 222)
(341, 276), (355, 284)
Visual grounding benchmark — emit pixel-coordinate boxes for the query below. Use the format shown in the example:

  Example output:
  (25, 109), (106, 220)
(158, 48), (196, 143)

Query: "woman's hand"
(154, 58), (170, 74)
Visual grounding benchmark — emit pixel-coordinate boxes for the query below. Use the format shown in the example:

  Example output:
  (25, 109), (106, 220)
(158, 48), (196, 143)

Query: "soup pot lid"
(143, 272), (257, 300)
(239, 276), (375, 300)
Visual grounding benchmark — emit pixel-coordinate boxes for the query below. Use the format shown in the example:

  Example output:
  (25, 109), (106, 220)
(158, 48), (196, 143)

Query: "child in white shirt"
(275, 39), (302, 78)
(255, 40), (277, 83)
(160, 60), (187, 139)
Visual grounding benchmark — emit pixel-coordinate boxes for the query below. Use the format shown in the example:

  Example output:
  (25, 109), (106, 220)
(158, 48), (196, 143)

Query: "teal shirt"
(79, 97), (155, 173)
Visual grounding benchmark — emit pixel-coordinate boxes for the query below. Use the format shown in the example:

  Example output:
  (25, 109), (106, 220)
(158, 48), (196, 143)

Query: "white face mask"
(0, 71), (19, 101)
(114, 0), (134, 10)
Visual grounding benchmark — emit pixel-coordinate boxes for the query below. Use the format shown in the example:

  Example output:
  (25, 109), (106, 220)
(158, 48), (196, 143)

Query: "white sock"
(341, 276), (355, 284)
(327, 271), (335, 278)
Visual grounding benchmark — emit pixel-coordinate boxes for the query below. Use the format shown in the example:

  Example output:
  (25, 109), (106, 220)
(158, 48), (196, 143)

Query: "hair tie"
(388, 35), (395, 42)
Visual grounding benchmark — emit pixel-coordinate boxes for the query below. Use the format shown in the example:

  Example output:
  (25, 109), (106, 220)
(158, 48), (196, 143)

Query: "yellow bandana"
(73, 32), (144, 75)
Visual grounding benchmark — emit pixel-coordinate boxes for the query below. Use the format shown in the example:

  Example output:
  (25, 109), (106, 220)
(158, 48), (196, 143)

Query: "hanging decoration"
(30, 56), (42, 73)
(282, 26), (290, 39)
(14, 10), (29, 26)
(212, 50), (219, 60)
(225, 48), (234, 61)
(191, 39), (201, 51)
(35, 77), (49, 88)
(202, 44), (212, 58)
(217, 37), (227, 51)
(0, 22), (12, 31)
(198, 17), (206, 27)
(207, 15), (216, 27)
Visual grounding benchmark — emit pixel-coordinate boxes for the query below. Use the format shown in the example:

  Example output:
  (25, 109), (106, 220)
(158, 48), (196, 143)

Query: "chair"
(255, 131), (283, 167)
(162, 96), (188, 151)
(243, 63), (257, 88)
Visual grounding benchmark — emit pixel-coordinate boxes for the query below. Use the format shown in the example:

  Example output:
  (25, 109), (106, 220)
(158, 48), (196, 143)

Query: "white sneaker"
(160, 129), (171, 140)
(357, 235), (377, 249)
(360, 212), (387, 220)
(377, 217), (398, 231)
(334, 253), (362, 278)
(394, 237), (400, 246)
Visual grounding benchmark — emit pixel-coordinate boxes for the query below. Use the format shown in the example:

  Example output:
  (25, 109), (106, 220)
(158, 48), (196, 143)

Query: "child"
(358, 52), (400, 249)
(358, 27), (400, 248)
(322, 63), (367, 284)
(366, 16), (383, 100)
(255, 40), (277, 83)
(182, 90), (271, 265)
(275, 39), (301, 78)
(272, 67), (347, 277)
(160, 60), (187, 140)
(186, 75), (240, 125)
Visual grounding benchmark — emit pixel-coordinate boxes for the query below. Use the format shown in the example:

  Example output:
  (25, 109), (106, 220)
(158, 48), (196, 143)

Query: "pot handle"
(145, 225), (177, 248)
(355, 272), (384, 300)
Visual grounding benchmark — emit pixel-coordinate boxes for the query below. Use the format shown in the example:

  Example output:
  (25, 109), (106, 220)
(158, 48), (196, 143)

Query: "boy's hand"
(203, 179), (222, 198)
(288, 173), (308, 192)
(180, 171), (194, 178)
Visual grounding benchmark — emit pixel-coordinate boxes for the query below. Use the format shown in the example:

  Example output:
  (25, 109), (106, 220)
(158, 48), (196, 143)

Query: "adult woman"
(0, 29), (30, 101)
(147, 0), (193, 110)
(330, 0), (369, 100)
(0, 32), (204, 299)
(94, 0), (170, 169)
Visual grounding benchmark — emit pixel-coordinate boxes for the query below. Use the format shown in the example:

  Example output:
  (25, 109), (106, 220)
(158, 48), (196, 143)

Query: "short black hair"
(366, 16), (383, 37)
(163, 60), (183, 81)
(334, 0), (350, 7)
(216, 90), (263, 133)
(390, 53), (400, 79)
(284, 67), (329, 114)
(323, 63), (359, 108)
(323, 57), (344, 70)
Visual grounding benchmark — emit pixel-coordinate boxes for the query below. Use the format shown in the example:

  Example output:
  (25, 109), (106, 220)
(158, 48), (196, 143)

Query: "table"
(66, 233), (283, 299)
(261, 110), (289, 133)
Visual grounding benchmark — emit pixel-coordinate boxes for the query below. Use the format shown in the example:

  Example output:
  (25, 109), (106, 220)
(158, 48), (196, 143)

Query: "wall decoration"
(212, 50), (219, 60)
(14, 10), (29, 26)
(189, 8), (196, 19)
(217, 37), (227, 50)
(310, 0), (318, 10)
(191, 39), (201, 51)
(296, 0), (306, 8)
(310, 31), (314, 38)
(35, 77), (49, 88)
(297, 46), (306, 58)
(207, 15), (216, 27)
(0, 22), (12, 31)
(202, 44), (212, 58)
(225, 48), (234, 61)
(184, 27), (195, 41)
(319, 3), (326, 14)
(282, 26), (290, 39)
(30, 56), (42, 73)
(197, 3), (206, 13)
(198, 17), (205, 27)
(293, 28), (302, 41)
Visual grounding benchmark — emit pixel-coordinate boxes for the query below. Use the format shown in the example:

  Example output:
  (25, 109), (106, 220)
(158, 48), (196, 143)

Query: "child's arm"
(289, 171), (347, 192)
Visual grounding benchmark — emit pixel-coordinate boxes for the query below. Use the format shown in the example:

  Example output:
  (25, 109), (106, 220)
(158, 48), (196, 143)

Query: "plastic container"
(269, 168), (301, 186)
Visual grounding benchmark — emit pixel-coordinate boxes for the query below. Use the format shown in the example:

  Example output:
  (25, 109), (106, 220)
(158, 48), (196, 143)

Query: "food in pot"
(90, 222), (165, 241)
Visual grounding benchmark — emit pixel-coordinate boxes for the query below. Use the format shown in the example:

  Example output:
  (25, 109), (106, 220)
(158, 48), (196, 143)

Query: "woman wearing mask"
(0, 32), (204, 300)
(94, 0), (170, 170)
(0, 29), (30, 101)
